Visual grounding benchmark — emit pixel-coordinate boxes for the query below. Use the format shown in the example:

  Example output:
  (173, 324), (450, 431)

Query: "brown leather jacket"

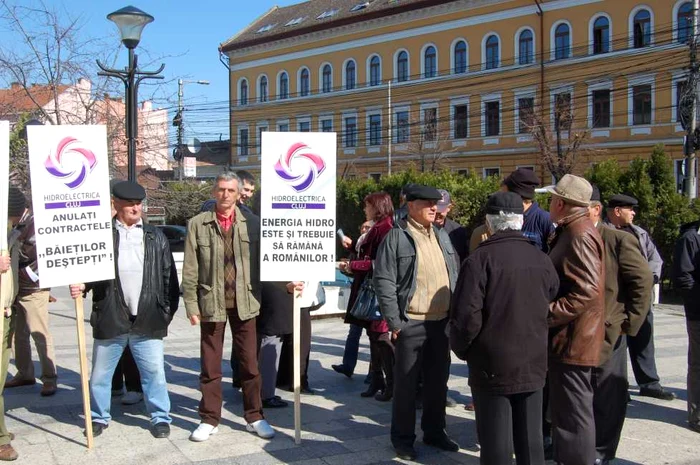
(548, 209), (605, 367)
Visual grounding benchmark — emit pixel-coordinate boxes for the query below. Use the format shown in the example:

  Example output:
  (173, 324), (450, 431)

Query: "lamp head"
(107, 6), (154, 50)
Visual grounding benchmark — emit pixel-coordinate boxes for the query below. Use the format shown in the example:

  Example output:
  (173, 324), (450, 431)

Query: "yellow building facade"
(221, 0), (693, 189)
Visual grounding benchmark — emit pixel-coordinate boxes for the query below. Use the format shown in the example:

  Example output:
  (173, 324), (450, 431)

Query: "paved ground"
(3, 289), (699, 465)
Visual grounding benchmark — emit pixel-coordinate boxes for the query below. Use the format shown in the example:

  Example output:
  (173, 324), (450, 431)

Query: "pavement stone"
(2, 287), (699, 464)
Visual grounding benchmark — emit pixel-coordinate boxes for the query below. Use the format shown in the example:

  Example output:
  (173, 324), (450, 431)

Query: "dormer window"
(285, 17), (305, 27)
(256, 24), (276, 33)
(317, 9), (338, 20)
(350, 2), (370, 12)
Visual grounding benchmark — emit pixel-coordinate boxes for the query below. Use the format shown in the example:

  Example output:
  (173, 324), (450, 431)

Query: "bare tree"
(401, 114), (455, 172)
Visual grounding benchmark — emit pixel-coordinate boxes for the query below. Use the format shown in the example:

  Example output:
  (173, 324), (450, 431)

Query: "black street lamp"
(97, 5), (164, 182)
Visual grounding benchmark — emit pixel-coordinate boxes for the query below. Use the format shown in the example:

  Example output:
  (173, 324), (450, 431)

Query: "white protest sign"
(0, 121), (9, 250)
(27, 125), (114, 288)
(260, 132), (336, 282)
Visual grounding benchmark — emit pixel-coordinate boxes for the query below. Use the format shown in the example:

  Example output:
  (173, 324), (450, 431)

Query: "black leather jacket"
(86, 222), (180, 340)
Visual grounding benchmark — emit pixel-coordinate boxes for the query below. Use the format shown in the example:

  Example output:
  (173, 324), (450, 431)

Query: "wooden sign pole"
(0, 121), (10, 363)
(293, 289), (302, 445)
(74, 295), (93, 448)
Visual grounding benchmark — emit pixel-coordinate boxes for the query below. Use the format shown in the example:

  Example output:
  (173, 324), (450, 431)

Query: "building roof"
(220, 0), (469, 52)
(0, 82), (70, 118)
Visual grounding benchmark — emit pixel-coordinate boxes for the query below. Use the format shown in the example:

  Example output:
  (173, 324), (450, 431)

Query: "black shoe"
(639, 387), (676, 400)
(232, 378), (242, 389)
(394, 444), (417, 460)
(361, 381), (385, 398)
(301, 384), (316, 395)
(85, 422), (108, 437)
(332, 364), (352, 379)
(151, 422), (170, 439)
(263, 397), (289, 408)
(424, 434), (459, 452)
(689, 422), (700, 433)
(374, 389), (393, 402)
(364, 372), (373, 385)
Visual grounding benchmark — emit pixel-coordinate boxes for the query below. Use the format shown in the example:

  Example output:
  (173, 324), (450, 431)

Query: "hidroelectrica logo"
(44, 137), (97, 189)
(274, 142), (325, 193)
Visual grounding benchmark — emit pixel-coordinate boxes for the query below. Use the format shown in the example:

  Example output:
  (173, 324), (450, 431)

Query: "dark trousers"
(368, 330), (394, 390)
(688, 319), (700, 427)
(391, 318), (450, 448)
(627, 309), (661, 389)
(341, 323), (363, 373)
(277, 308), (311, 388)
(549, 363), (596, 465)
(593, 336), (629, 461)
(111, 346), (142, 393)
(199, 309), (263, 425)
(473, 389), (545, 465)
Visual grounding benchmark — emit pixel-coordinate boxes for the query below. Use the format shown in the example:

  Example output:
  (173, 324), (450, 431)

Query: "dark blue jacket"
(672, 221), (700, 321)
(523, 202), (555, 252)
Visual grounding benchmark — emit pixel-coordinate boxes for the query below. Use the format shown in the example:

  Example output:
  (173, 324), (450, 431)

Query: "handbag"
(348, 275), (382, 321)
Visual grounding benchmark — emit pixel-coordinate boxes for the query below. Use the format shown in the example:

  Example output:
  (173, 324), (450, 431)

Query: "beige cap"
(544, 174), (592, 207)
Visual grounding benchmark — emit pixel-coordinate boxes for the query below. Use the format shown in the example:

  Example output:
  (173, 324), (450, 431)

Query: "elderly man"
(182, 171), (273, 442)
(69, 181), (180, 439)
(545, 174), (605, 465)
(605, 194), (674, 401)
(450, 191), (559, 465)
(589, 186), (653, 464)
(374, 185), (460, 460)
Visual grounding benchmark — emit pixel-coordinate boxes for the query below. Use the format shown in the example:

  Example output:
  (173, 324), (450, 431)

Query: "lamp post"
(176, 79), (209, 180)
(97, 6), (165, 182)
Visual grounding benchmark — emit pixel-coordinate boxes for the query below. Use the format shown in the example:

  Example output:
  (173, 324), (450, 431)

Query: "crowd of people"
(0, 166), (698, 465)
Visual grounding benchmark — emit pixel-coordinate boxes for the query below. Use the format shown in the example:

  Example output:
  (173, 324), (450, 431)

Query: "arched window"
(240, 79), (248, 106)
(454, 40), (467, 73)
(593, 17), (610, 54)
(424, 45), (436, 78)
(300, 68), (310, 97)
(345, 60), (356, 90)
(518, 30), (534, 65)
(370, 56), (381, 86)
(485, 35), (499, 69)
(322, 64), (332, 93)
(259, 76), (268, 103)
(633, 9), (651, 48)
(555, 23), (571, 59)
(279, 72), (289, 100)
(397, 51), (409, 82)
(678, 2), (693, 43)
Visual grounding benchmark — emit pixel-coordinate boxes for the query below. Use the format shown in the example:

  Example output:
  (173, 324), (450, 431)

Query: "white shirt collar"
(115, 218), (143, 230)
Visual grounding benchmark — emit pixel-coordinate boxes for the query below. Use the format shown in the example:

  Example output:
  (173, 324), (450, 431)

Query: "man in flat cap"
(69, 181), (180, 439)
(546, 174), (605, 465)
(374, 185), (460, 460)
(450, 191), (559, 465)
(605, 194), (673, 400)
(502, 167), (555, 252)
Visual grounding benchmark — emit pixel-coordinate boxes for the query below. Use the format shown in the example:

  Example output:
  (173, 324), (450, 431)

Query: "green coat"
(182, 207), (261, 322)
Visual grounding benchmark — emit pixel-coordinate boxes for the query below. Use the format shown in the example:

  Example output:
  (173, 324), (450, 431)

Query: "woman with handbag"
(339, 192), (394, 400)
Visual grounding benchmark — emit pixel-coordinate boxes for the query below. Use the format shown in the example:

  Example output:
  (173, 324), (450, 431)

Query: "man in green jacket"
(182, 171), (273, 442)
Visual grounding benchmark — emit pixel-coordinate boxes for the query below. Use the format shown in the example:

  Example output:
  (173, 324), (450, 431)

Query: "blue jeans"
(90, 333), (171, 426)
(342, 324), (363, 373)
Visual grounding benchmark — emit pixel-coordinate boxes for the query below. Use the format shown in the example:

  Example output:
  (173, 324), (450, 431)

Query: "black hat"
(503, 168), (540, 200)
(7, 187), (26, 217)
(608, 194), (638, 209)
(112, 181), (146, 201)
(405, 185), (442, 202)
(485, 191), (524, 215)
(590, 184), (601, 202)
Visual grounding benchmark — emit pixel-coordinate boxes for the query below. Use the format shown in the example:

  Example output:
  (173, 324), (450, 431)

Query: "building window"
(345, 116), (357, 147)
(678, 2), (693, 44)
(396, 111), (409, 143)
(322, 65), (332, 93)
(321, 119), (333, 132)
(300, 68), (310, 96)
(518, 97), (534, 133)
(240, 79), (248, 105)
(592, 89), (611, 128)
(369, 173), (381, 182)
(633, 9), (651, 48)
(632, 85), (652, 125)
(397, 51), (409, 82)
(424, 46), (437, 78)
(485, 35), (499, 70)
(457, 169), (469, 177)
(554, 23), (571, 60)
(259, 76), (268, 102)
(369, 114), (382, 145)
(345, 60), (356, 90)
(370, 56), (381, 86)
(258, 126), (267, 148)
(484, 167), (501, 178)
(278, 123), (289, 132)
(485, 101), (500, 136)
(423, 108), (437, 141)
(279, 72), (289, 99)
(677, 80), (693, 128)
(239, 128), (249, 156)
(454, 40), (467, 73)
(298, 120), (311, 132)
(593, 17), (610, 54)
(454, 104), (468, 139)
(518, 30), (534, 65)
(554, 93), (572, 132)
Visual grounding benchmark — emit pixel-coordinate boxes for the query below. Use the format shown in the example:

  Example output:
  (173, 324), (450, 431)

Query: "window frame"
(481, 93), (502, 137)
(368, 55), (382, 87)
(422, 44), (438, 79)
(514, 88), (536, 134)
(344, 59), (357, 90)
(239, 78), (248, 106)
(629, 6), (654, 49)
(483, 33), (500, 70)
(321, 63), (333, 93)
(237, 125), (249, 159)
(552, 21), (572, 60)
(342, 112), (358, 148)
(394, 106), (411, 144)
(451, 98), (469, 140)
(277, 71), (289, 100)
(627, 74), (655, 127)
(452, 39), (468, 74)
(675, 1), (693, 44)
(591, 14), (612, 55)
(299, 67), (311, 97)
(367, 111), (383, 146)
(258, 75), (268, 103)
(395, 49), (410, 82)
(515, 27), (535, 65)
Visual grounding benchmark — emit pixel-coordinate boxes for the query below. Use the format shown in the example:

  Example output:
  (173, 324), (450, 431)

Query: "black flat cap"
(486, 191), (524, 215)
(112, 181), (146, 201)
(608, 194), (637, 209)
(503, 168), (540, 200)
(590, 184), (601, 202)
(405, 185), (442, 201)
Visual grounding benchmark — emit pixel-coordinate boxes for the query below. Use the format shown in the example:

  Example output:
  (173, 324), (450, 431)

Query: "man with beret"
(450, 191), (559, 465)
(589, 186), (653, 464)
(69, 181), (180, 439)
(502, 167), (555, 252)
(546, 174), (605, 465)
(605, 194), (674, 401)
(374, 185), (460, 460)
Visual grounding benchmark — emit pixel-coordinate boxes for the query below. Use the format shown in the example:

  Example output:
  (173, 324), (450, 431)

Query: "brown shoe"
(4, 378), (35, 389)
(41, 382), (57, 397)
(0, 444), (18, 461)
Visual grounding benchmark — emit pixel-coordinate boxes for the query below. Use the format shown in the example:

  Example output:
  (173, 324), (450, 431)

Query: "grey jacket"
(373, 218), (460, 331)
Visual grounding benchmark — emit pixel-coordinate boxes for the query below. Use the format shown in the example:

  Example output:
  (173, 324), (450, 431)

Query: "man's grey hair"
(214, 171), (241, 186)
(485, 212), (524, 233)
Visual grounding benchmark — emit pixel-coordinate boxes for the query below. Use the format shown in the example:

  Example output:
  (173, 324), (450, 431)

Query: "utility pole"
(388, 80), (392, 176)
(685, 0), (699, 199)
(175, 79), (209, 181)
